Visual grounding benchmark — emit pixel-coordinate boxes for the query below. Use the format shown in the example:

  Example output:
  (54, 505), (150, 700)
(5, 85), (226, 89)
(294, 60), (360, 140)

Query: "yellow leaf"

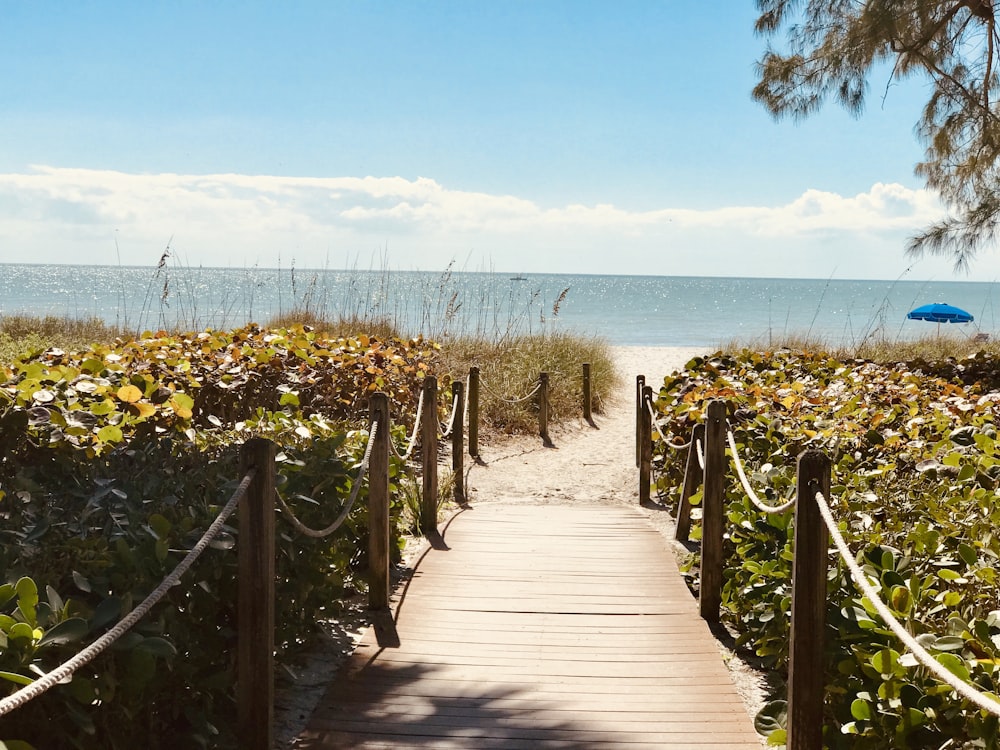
(116, 385), (143, 403)
(780, 395), (797, 409)
(132, 402), (157, 419)
(169, 397), (193, 420)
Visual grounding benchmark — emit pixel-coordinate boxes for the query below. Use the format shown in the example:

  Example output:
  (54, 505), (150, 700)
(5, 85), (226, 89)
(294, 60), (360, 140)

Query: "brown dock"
(295, 502), (762, 749)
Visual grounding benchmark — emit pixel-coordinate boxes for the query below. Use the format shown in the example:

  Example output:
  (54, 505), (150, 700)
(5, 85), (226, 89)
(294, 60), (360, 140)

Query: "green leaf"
(958, 542), (978, 566)
(871, 648), (902, 677)
(45, 585), (64, 615)
(0, 583), (16, 608)
(279, 391), (300, 407)
(148, 513), (172, 540)
(8, 622), (35, 642)
(890, 585), (911, 615)
(71, 570), (91, 593)
(0, 670), (34, 686)
(850, 698), (872, 720)
(754, 699), (787, 735)
(15, 578), (38, 628)
(936, 652), (970, 681)
(90, 597), (121, 632)
(38, 617), (89, 647)
(0, 740), (39, 750)
(96, 424), (123, 444)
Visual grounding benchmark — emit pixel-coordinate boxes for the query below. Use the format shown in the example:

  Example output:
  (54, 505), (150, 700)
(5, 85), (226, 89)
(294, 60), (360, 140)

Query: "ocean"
(1, 263), (997, 348)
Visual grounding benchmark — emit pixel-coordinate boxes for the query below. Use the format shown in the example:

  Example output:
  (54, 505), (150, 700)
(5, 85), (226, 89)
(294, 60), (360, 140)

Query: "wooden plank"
(296, 503), (763, 749)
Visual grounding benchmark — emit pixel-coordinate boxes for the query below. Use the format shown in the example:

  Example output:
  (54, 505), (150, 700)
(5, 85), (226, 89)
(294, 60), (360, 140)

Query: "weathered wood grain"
(295, 503), (763, 749)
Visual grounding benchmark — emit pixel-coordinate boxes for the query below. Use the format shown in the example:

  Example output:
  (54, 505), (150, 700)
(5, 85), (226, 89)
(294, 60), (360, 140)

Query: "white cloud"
(0, 165), (968, 280)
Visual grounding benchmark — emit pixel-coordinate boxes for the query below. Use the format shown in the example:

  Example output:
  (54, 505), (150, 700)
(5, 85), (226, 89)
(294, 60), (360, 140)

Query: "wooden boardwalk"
(295, 502), (762, 749)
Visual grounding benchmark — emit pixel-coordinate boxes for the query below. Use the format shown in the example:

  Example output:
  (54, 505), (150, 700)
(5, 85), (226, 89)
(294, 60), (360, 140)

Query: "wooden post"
(675, 423), (705, 542)
(639, 385), (653, 504)
(635, 375), (645, 467)
(699, 399), (727, 624)
(468, 366), (480, 458)
(582, 362), (592, 423)
(420, 376), (438, 535)
(538, 372), (550, 441)
(368, 393), (391, 610)
(452, 380), (465, 504)
(788, 450), (831, 750)
(238, 438), (276, 750)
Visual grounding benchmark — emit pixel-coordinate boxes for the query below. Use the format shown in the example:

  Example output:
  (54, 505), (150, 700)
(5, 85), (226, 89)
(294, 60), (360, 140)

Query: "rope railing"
(274, 420), (380, 539)
(478, 375), (542, 405)
(390, 388), (424, 462)
(637, 392), (1000, 746)
(726, 430), (797, 514)
(645, 398), (690, 449)
(0, 469), (256, 718)
(814, 489), (1000, 717)
(440, 388), (461, 439)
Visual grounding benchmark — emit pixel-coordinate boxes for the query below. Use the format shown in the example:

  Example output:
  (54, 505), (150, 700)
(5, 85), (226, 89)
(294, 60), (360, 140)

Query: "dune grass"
(439, 331), (618, 435)
(725, 329), (1000, 366)
(0, 314), (128, 362)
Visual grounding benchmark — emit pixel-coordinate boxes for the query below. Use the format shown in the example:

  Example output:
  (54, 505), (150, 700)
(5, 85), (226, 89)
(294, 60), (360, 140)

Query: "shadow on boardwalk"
(298, 660), (594, 749)
(293, 503), (763, 749)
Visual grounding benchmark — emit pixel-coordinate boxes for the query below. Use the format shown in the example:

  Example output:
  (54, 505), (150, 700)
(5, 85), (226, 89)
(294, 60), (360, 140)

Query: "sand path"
(465, 346), (702, 509)
(281, 345), (768, 747)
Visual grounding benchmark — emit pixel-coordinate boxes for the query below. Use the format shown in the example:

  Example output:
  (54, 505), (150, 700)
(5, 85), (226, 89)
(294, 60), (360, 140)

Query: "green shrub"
(655, 349), (1000, 748)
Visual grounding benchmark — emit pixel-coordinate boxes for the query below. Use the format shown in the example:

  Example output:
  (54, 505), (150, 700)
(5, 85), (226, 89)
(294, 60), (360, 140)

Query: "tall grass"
(0, 315), (127, 362)
(440, 332), (618, 435)
(2, 263), (616, 439)
(724, 329), (1000, 365)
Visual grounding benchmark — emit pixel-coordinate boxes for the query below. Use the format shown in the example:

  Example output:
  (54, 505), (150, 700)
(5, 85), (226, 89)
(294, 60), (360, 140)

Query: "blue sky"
(0, 1), (984, 281)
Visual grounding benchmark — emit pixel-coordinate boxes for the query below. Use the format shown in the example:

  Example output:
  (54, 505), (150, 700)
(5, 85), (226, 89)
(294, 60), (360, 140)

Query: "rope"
(274, 420), (380, 539)
(440, 389), (460, 439)
(644, 399), (690, 449)
(389, 389), (424, 462)
(0, 469), (256, 717)
(696, 438), (705, 470)
(814, 489), (1000, 717)
(727, 430), (797, 514)
(479, 375), (542, 405)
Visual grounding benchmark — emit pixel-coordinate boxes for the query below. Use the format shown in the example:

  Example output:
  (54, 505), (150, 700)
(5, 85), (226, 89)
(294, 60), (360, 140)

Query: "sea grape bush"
(0, 325), (424, 748)
(0, 324), (437, 458)
(654, 350), (1000, 748)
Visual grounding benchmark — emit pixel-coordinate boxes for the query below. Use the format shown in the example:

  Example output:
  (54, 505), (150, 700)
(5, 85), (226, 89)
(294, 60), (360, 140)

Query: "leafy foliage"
(754, 1), (1000, 269)
(655, 349), (1000, 748)
(0, 325), (429, 748)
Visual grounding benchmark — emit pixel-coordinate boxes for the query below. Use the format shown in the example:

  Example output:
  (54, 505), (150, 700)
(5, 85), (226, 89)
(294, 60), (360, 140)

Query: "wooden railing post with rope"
(468, 366), (480, 458)
(789, 450), (831, 750)
(368, 392), (391, 610)
(452, 380), (466, 504)
(0, 390), (412, 745)
(700, 399), (727, 624)
(539, 371), (550, 441)
(635, 375), (645, 467)
(638, 385), (653, 504)
(421, 376), (439, 535)
(238, 438), (276, 750)
(641, 389), (1000, 745)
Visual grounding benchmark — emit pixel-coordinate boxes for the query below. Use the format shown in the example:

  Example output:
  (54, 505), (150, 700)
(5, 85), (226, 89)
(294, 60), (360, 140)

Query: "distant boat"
(510, 274), (528, 281)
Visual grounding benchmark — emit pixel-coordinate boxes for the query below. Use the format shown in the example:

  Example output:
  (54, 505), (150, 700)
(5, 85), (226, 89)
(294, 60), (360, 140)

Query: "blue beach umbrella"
(906, 302), (974, 324)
